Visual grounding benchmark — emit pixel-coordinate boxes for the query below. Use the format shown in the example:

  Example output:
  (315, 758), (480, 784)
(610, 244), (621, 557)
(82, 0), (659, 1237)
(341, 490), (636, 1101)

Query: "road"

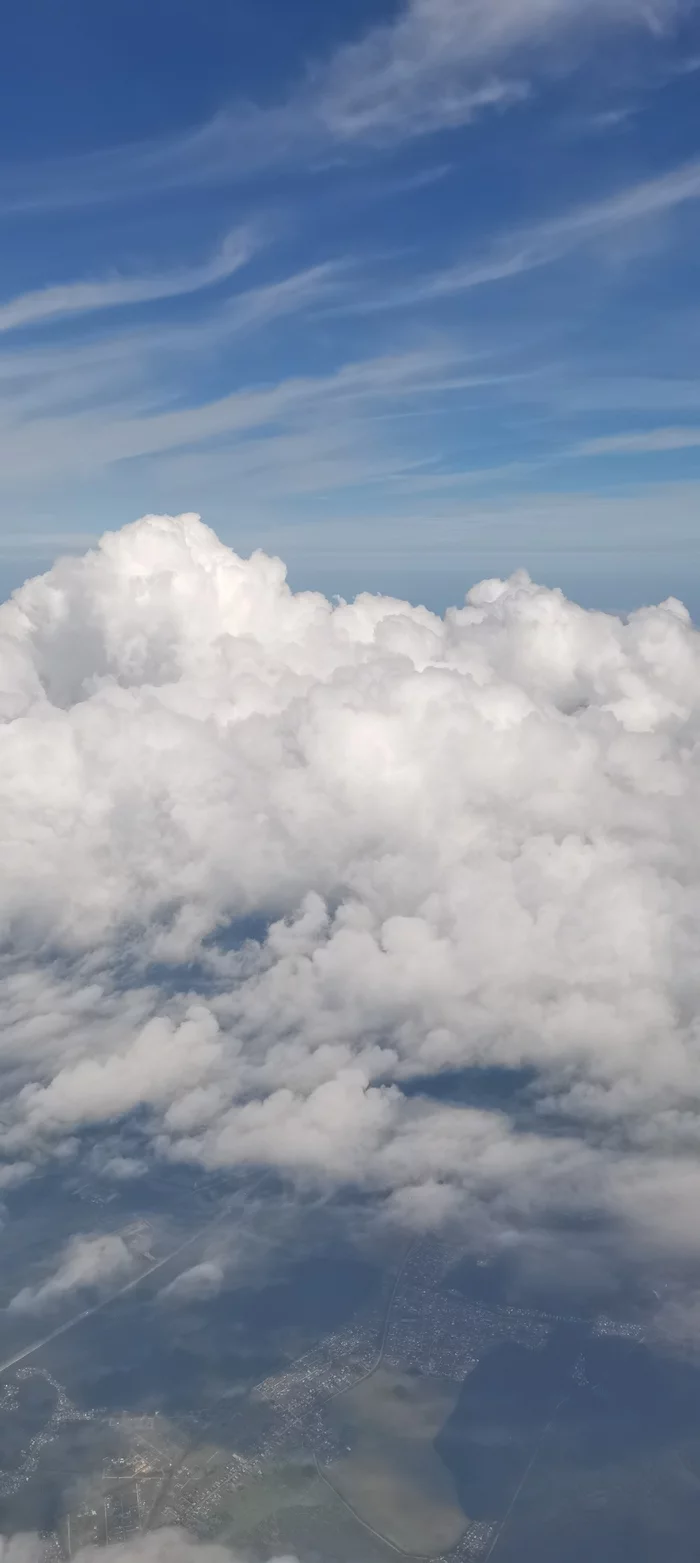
(313, 1455), (433, 1560)
(482, 1394), (569, 1562)
(323, 1237), (416, 1406)
(144, 1240), (418, 1543)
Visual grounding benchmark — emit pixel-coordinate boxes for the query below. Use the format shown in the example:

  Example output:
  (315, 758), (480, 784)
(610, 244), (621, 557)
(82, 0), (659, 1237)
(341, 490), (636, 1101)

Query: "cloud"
(312, 0), (680, 145)
(0, 229), (255, 335)
(380, 155), (700, 305)
(0, 259), (355, 499)
(0, 346), (461, 484)
(0, 514), (699, 1279)
(8, 1233), (136, 1314)
(99, 1156), (148, 1181)
(650, 1288), (700, 1350)
(159, 1262), (225, 1304)
(0, 1532), (296, 1563)
(0, 0), (686, 211)
(0, 1162), (34, 1190)
(578, 425), (700, 454)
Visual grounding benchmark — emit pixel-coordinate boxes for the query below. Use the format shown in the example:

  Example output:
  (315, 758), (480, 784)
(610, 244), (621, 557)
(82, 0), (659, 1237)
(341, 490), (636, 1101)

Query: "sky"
(4, 16), (700, 1554)
(1, 0), (700, 613)
(1, 2), (700, 1343)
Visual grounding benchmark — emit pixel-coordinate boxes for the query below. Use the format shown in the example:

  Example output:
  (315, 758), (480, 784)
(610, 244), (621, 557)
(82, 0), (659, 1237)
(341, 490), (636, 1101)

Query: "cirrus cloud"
(0, 0), (688, 212)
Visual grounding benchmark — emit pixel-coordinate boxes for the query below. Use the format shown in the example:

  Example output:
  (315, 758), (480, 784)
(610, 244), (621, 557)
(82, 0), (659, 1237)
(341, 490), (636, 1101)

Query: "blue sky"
(2, 0), (700, 611)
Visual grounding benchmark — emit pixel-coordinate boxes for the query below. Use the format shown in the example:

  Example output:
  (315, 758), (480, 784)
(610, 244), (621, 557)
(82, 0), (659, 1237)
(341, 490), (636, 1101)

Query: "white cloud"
(0, 514), (699, 1274)
(578, 425), (700, 454)
(0, 0), (686, 211)
(159, 1262), (225, 1303)
(314, 0), (679, 145)
(0, 229), (255, 335)
(0, 259), (355, 500)
(99, 1156), (148, 1181)
(0, 1532), (296, 1563)
(219, 262), (349, 334)
(8, 1233), (136, 1314)
(0, 1162), (34, 1190)
(380, 155), (700, 304)
(0, 346), (460, 484)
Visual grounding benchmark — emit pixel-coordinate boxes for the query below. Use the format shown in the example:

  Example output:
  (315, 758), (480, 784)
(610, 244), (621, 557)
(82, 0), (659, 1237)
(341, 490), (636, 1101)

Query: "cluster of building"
(158, 1450), (261, 1538)
(0, 1367), (98, 1499)
(252, 1316), (380, 1446)
(384, 1284), (551, 1379)
(6, 1235), (650, 1563)
(592, 1316), (643, 1340)
(435, 1520), (498, 1561)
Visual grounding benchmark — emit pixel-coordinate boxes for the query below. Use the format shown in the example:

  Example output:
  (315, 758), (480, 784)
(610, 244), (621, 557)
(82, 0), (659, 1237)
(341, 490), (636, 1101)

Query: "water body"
(436, 1326), (700, 1561)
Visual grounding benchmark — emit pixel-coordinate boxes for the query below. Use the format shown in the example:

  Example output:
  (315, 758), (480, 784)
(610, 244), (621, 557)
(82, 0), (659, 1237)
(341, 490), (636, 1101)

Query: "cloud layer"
(0, 1531), (295, 1563)
(1, 513), (699, 1273)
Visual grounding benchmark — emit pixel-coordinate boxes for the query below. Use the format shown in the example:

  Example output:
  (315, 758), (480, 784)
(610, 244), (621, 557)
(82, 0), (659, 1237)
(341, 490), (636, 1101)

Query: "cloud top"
(0, 513), (699, 1273)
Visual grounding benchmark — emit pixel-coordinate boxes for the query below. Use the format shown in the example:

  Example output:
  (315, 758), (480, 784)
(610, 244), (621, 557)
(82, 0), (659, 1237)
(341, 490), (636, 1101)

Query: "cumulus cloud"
(159, 1262), (226, 1304)
(8, 1233), (136, 1314)
(99, 1156), (148, 1182)
(0, 1531), (296, 1563)
(0, 513), (699, 1276)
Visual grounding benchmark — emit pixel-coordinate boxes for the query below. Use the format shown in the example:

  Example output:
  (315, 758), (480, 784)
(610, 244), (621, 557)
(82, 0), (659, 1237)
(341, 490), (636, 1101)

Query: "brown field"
(323, 1366), (465, 1556)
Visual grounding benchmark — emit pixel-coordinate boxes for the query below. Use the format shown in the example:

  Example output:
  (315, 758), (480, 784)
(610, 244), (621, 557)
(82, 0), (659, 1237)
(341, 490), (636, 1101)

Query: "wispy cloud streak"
(0, 347), (465, 484)
(0, 0), (686, 213)
(0, 228), (255, 334)
(380, 155), (700, 303)
(578, 425), (700, 454)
